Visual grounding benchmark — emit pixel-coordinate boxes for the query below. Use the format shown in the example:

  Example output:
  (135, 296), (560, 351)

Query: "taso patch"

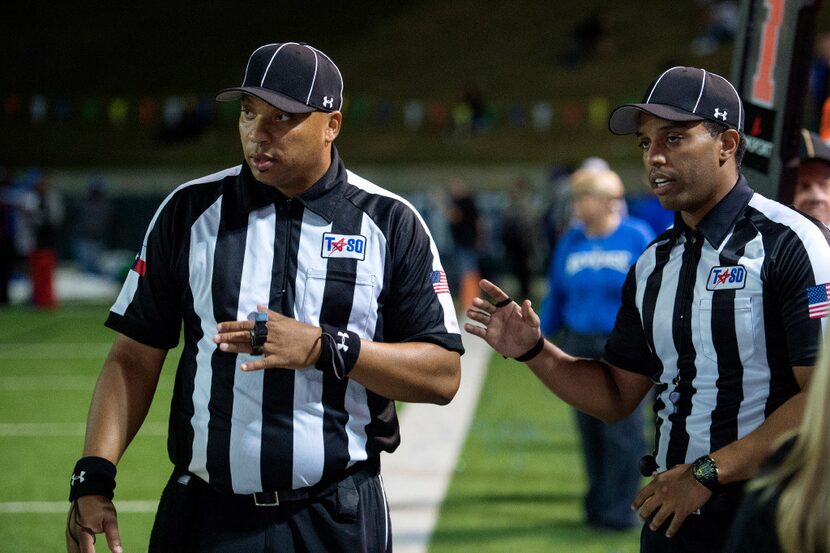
(321, 233), (366, 260)
(706, 265), (746, 291)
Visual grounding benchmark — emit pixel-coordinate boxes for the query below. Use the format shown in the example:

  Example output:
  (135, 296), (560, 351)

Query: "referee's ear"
(324, 111), (342, 144)
(718, 128), (740, 164)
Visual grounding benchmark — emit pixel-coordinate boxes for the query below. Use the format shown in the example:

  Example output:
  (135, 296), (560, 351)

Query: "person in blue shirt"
(539, 166), (655, 531)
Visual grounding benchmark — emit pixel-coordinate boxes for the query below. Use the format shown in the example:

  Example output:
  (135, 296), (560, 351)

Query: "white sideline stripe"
(0, 375), (96, 391)
(0, 422), (167, 437)
(0, 343), (112, 360)
(0, 500), (158, 514)
(383, 328), (490, 553)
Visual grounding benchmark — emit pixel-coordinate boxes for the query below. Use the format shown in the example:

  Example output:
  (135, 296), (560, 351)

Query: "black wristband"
(68, 456), (117, 502)
(316, 324), (361, 380)
(515, 336), (544, 362)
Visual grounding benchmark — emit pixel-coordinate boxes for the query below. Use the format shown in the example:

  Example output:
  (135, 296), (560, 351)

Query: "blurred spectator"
(538, 167), (654, 531)
(724, 328), (830, 553)
(17, 168), (64, 309)
(446, 178), (482, 310)
(580, 156), (610, 172)
(793, 129), (830, 226)
(561, 10), (614, 67)
(71, 174), (113, 275)
(0, 167), (14, 306)
(541, 163), (576, 259)
(500, 176), (538, 299)
(541, 157), (612, 253)
(690, 0), (738, 56)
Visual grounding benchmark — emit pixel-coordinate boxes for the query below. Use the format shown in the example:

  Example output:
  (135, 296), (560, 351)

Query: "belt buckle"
(253, 491), (280, 507)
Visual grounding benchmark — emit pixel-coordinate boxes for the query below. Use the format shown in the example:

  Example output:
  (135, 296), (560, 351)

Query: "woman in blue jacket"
(539, 167), (655, 531)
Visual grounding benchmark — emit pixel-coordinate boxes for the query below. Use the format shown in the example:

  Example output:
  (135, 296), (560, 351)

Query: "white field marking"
(0, 375), (96, 391)
(383, 329), (490, 553)
(0, 500), (159, 514)
(0, 422), (167, 437)
(0, 343), (112, 360)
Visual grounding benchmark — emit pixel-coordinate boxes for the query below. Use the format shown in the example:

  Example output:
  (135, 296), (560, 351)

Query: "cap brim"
(215, 87), (315, 114)
(609, 104), (704, 135)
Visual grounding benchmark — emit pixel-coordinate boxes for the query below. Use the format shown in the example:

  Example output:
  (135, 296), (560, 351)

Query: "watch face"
(693, 456), (718, 489)
(694, 463), (710, 478)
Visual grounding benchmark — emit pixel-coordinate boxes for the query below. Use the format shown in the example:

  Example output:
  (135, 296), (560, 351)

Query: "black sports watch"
(691, 455), (719, 492)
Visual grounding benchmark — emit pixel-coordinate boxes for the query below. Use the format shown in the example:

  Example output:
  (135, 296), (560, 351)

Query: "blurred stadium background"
(4, 1), (828, 281)
(2, 1), (748, 279)
(2, 1), (830, 551)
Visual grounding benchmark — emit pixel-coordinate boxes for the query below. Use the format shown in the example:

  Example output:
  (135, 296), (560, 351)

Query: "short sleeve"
(602, 264), (655, 376)
(105, 194), (184, 350)
(383, 203), (463, 354)
(770, 231), (830, 367)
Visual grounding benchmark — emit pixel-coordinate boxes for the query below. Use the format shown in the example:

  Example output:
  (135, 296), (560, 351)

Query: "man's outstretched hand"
(463, 279), (542, 359)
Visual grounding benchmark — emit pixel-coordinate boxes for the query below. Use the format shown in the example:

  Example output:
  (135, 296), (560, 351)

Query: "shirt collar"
(671, 174), (753, 248)
(236, 146), (346, 222)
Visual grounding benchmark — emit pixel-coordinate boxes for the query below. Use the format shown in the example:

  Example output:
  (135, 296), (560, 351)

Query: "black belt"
(252, 459), (378, 507)
(179, 459), (380, 508)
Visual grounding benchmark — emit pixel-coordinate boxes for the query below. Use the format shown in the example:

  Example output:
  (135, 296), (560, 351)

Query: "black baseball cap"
(609, 66), (744, 135)
(798, 128), (830, 165)
(216, 42), (343, 113)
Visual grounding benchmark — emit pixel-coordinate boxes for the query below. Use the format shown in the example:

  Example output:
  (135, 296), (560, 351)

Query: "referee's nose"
(246, 115), (272, 145)
(643, 140), (667, 169)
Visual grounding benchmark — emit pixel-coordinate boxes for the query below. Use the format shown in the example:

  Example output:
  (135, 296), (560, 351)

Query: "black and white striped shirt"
(106, 148), (464, 494)
(604, 177), (830, 472)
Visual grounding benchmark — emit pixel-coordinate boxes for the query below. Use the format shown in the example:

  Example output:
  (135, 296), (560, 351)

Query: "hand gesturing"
(463, 279), (542, 359)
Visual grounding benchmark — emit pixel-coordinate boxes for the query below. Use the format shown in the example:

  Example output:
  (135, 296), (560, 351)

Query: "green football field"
(0, 302), (641, 552)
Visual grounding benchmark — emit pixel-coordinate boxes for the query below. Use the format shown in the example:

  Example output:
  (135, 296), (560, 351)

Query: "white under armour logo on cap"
(714, 108), (727, 120)
(323, 96), (334, 108)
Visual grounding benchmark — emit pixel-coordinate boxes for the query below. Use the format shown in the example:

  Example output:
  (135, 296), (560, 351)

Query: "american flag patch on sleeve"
(431, 270), (449, 294)
(806, 282), (830, 319)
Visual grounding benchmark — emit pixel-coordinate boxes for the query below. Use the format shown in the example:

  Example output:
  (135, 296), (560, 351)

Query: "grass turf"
(429, 353), (643, 553)
(0, 302), (644, 551)
(0, 302), (176, 552)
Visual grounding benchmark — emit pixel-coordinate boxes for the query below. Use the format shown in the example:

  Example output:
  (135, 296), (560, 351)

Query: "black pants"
(149, 468), (391, 553)
(640, 510), (736, 553)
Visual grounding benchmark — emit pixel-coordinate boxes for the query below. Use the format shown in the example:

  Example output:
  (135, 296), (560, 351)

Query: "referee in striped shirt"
(467, 67), (830, 552)
(66, 42), (463, 553)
